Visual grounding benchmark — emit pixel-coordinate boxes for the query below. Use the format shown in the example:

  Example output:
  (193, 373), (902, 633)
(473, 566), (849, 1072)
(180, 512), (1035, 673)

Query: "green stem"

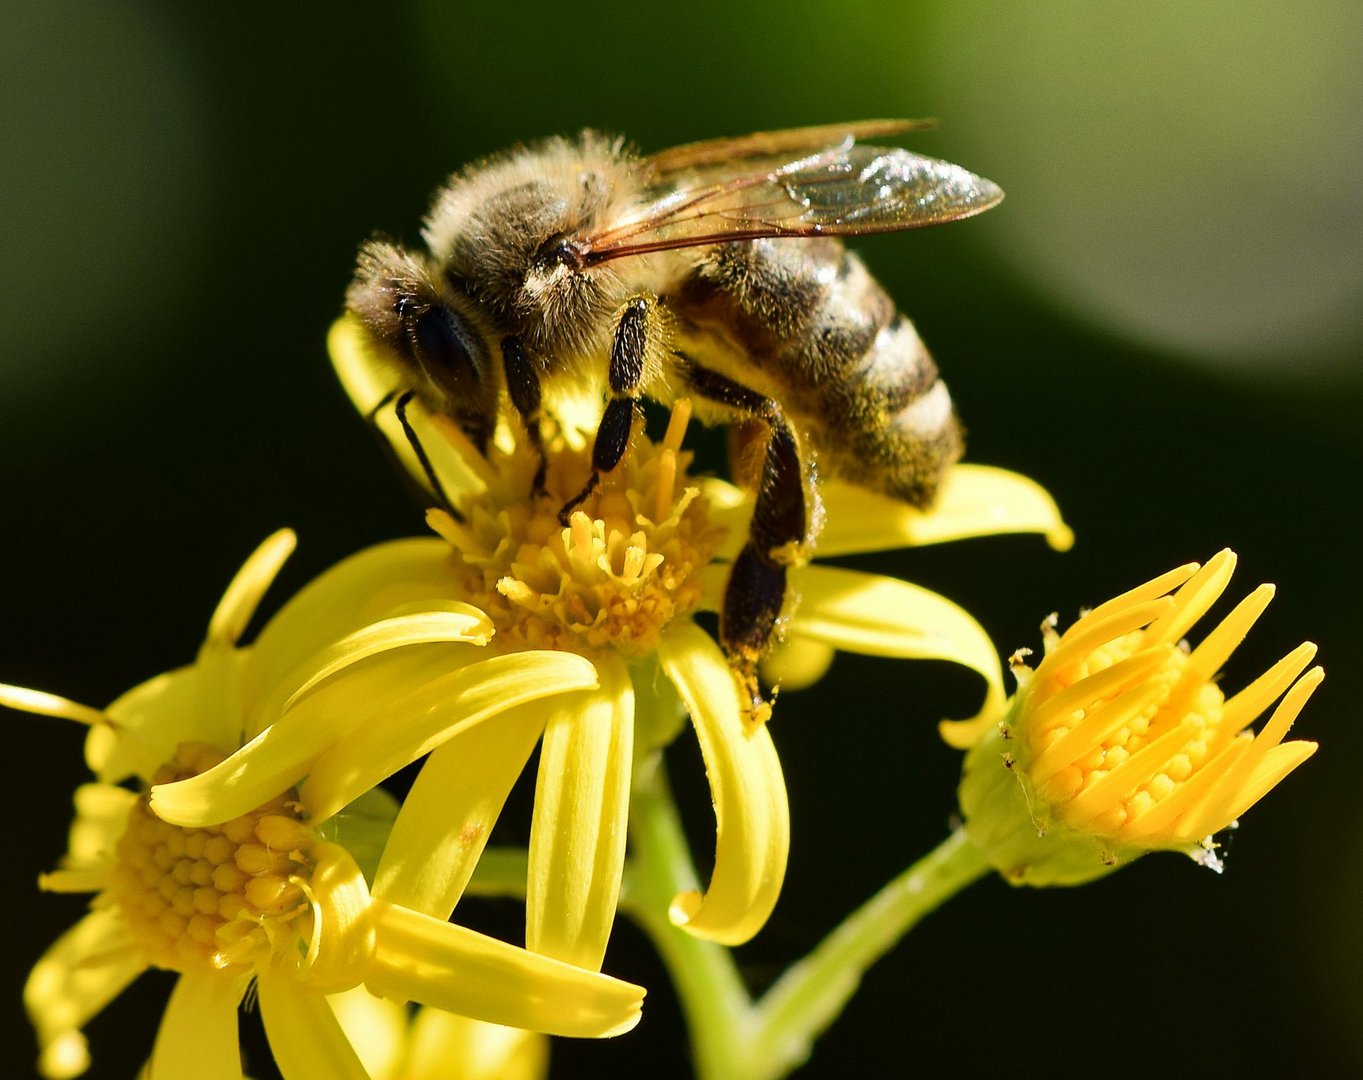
(623, 666), (991, 1078)
(626, 751), (755, 1080)
(746, 829), (990, 1078)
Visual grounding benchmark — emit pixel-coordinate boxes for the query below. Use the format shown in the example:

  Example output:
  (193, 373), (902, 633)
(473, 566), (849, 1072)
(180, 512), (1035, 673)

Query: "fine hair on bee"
(346, 120), (1003, 717)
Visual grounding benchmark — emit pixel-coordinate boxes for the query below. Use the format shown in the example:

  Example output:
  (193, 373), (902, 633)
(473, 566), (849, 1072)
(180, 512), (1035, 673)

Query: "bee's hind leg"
(559, 295), (663, 524)
(675, 355), (811, 723)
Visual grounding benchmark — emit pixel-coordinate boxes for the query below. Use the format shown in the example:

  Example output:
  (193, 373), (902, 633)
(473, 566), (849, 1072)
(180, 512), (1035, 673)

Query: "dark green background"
(3, 4), (1360, 1076)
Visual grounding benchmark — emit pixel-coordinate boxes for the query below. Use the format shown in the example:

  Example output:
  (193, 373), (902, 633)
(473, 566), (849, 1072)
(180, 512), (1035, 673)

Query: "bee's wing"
(577, 137), (1003, 264)
(647, 119), (933, 174)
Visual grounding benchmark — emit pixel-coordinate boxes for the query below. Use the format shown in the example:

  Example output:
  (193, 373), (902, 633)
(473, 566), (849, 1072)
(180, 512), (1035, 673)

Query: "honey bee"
(346, 121), (1003, 711)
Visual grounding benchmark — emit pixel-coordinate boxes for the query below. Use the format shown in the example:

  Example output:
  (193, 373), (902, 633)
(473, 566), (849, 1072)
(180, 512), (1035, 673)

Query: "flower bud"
(960, 550), (1319, 886)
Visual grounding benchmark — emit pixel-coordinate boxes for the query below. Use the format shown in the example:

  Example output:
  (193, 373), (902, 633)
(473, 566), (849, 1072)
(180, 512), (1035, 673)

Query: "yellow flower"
(8, 532), (642, 1079)
(175, 315), (1067, 963)
(313, 314), (1070, 953)
(327, 987), (548, 1080)
(959, 549), (1321, 886)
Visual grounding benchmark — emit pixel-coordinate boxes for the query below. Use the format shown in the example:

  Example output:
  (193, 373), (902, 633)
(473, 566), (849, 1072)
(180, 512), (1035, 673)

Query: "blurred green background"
(3, 2), (1360, 1075)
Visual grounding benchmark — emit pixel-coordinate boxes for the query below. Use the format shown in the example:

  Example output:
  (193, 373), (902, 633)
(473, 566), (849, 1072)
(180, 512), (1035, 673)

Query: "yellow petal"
(760, 636), (837, 692)
(300, 842), (377, 993)
(527, 653), (634, 971)
(708, 465), (1071, 560)
(404, 1012), (550, 1080)
(257, 972), (369, 1080)
(202, 529), (297, 651)
(786, 565), (1005, 746)
(246, 536), (459, 710)
(658, 623), (789, 945)
(325, 987), (407, 1080)
(250, 604), (493, 739)
(150, 648), (468, 828)
(0, 683), (106, 727)
(329, 315), (497, 505)
(366, 902), (644, 1039)
(25, 909), (143, 1080)
(301, 651), (599, 822)
(65, 783), (137, 870)
(696, 562), (729, 613)
(329, 313), (403, 416)
(93, 656), (248, 784)
(373, 702), (547, 919)
(147, 971), (247, 1080)
(815, 466), (1073, 555)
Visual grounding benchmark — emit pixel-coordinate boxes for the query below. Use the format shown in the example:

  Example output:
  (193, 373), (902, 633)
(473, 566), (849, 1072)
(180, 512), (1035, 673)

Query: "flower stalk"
(623, 670), (992, 1080)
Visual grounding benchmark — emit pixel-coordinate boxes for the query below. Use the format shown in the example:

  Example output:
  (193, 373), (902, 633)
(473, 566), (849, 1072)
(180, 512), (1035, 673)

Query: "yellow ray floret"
(12, 532), (642, 1078)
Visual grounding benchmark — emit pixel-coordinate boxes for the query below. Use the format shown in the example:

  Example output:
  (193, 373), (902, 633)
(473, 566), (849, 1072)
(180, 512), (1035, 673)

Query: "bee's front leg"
(501, 334), (551, 495)
(675, 356), (812, 723)
(559, 294), (665, 523)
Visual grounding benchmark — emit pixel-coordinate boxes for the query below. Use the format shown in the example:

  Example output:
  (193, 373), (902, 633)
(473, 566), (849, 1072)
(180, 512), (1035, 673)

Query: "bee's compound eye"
(411, 305), (487, 395)
(535, 234), (586, 271)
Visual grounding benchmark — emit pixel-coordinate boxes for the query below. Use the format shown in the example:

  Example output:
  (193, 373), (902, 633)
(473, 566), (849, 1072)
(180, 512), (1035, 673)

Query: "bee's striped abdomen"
(672, 236), (962, 507)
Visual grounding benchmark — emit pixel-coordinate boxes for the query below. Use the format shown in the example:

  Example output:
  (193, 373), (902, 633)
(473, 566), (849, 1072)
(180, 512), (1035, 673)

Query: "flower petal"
(93, 656), (248, 784)
(202, 529), (297, 651)
(373, 702), (547, 919)
(818, 466), (1073, 555)
(527, 653), (634, 971)
(707, 465), (1070, 560)
(301, 651), (599, 822)
(258, 972), (369, 1080)
(245, 535), (459, 710)
(0, 683), (106, 727)
(658, 623), (789, 945)
(760, 636), (837, 692)
(24, 909), (143, 1080)
(65, 783), (137, 870)
(787, 565), (1006, 748)
(147, 971), (246, 1080)
(403, 1012), (550, 1080)
(325, 987), (407, 1080)
(250, 605), (493, 739)
(329, 315), (404, 421)
(149, 648), (470, 828)
(366, 902), (644, 1038)
(329, 316), (497, 505)
(300, 842), (377, 993)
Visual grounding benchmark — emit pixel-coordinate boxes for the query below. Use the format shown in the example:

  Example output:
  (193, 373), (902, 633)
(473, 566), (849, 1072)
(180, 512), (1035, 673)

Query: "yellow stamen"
(90, 742), (322, 975)
(433, 404), (724, 660)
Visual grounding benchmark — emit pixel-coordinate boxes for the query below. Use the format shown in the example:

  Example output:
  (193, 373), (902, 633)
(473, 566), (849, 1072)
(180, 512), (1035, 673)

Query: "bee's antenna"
(392, 390), (458, 519)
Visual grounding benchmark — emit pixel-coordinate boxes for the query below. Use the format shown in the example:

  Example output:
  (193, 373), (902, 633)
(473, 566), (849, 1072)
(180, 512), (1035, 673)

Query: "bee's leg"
(559, 295), (659, 524)
(501, 334), (549, 495)
(675, 356), (809, 721)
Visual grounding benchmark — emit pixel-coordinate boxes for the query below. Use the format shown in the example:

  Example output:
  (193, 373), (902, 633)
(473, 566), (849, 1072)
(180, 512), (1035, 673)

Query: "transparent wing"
(647, 119), (933, 174)
(577, 136), (1003, 264)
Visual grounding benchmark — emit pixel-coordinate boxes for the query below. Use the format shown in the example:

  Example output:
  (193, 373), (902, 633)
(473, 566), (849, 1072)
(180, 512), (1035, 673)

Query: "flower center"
(111, 741), (319, 973)
(429, 403), (725, 659)
(1023, 630), (1224, 839)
